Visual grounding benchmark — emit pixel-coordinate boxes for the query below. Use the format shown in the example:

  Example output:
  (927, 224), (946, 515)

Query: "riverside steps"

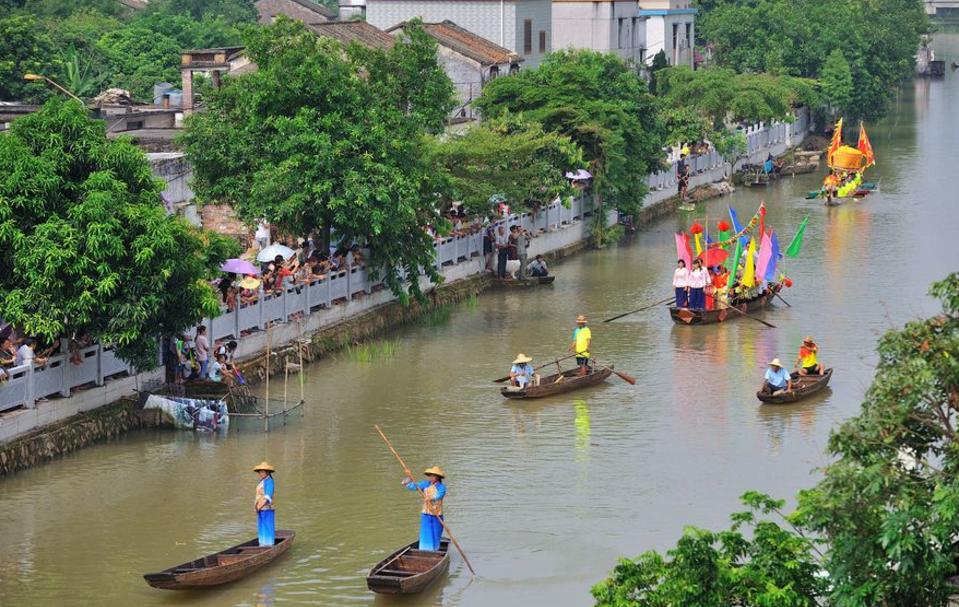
(0, 111), (811, 472)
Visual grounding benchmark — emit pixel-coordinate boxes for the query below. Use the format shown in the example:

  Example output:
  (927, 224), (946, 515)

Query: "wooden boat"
(143, 530), (295, 589)
(366, 539), (450, 594)
(501, 367), (612, 399)
(669, 284), (781, 326)
(494, 276), (555, 287)
(757, 368), (833, 404)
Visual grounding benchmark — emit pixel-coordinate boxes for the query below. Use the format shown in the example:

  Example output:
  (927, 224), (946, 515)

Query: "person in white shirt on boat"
(687, 259), (710, 310)
(673, 259), (690, 308)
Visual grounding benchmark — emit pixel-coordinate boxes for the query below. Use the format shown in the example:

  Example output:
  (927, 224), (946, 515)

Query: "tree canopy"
(0, 100), (237, 369)
(181, 18), (454, 302)
(697, 0), (928, 120)
(592, 273), (959, 606)
(0, 0), (251, 102)
(426, 117), (583, 216)
(474, 49), (665, 218)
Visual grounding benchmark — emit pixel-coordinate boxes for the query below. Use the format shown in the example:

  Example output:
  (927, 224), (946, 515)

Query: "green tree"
(0, 100), (236, 369)
(657, 66), (818, 128)
(0, 14), (57, 102)
(347, 18), (455, 134)
(648, 49), (669, 95)
(474, 49), (665, 240)
(95, 26), (182, 100)
(181, 18), (450, 302)
(593, 273), (959, 607)
(819, 48), (853, 117)
(426, 117), (583, 216)
(144, 0), (257, 24)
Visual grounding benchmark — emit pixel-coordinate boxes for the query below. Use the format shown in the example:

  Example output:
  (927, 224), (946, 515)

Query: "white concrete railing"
(0, 110), (811, 415)
(0, 196), (589, 414)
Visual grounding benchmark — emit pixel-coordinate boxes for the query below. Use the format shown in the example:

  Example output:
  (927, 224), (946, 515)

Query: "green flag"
(785, 215), (809, 258)
(727, 239), (743, 275)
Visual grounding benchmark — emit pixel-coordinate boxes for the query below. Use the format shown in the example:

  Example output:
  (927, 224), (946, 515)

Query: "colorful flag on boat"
(827, 118), (843, 166)
(785, 215), (809, 258)
(756, 231), (773, 279)
(765, 232), (780, 282)
(675, 232), (692, 268)
(857, 122), (875, 168)
(727, 239), (743, 276)
(742, 237), (757, 287)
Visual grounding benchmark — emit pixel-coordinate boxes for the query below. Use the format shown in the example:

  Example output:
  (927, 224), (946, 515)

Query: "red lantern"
(717, 220), (730, 232)
(690, 223), (704, 234)
(784, 278), (794, 288)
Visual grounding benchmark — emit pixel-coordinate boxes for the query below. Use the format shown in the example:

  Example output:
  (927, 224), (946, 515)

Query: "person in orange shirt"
(706, 266), (729, 310)
(795, 336), (824, 376)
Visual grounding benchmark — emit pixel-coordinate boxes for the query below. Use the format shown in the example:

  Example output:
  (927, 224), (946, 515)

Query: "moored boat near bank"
(366, 539), (451, 594)
(494, 276), (555, 287)
(143, 530), (295, 589)
(501, 367), (613, 399)
(757, 368), (833, 404)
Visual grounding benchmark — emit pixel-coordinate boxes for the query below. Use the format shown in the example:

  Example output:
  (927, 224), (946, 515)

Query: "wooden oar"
(602, 297), (675, 323)
(373, 425), (476, 576)
(492, 354), (576, 383)
(590, 357), (636, 385)
(717, 299), (776, 329)
(774, 291), (792, 308)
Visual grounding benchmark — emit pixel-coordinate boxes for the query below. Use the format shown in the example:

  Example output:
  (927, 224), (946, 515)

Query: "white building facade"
(552, 0), (646, 65)
(640, 0), (696, 67)
(366, 0), (552, 67)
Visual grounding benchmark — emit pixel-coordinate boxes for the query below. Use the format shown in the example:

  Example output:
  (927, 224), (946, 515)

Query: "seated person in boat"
(528, 254), (549, 277)
(402, 467), (446, 551)
(569, 315), (592, 376)
(795, 336), (824, 375)
(510, 354), (536, 387)
(762, 358), (793, 394)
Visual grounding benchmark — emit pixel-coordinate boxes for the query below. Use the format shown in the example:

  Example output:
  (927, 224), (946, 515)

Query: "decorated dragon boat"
(807, 119), (877, 204)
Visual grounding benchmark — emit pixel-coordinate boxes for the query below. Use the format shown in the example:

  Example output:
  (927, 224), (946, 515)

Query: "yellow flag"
(742, 237), (756, 287)
(694, 232), (703, 255)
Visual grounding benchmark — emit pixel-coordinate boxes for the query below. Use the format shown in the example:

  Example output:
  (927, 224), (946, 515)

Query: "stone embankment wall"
(0, 398), (144, 476)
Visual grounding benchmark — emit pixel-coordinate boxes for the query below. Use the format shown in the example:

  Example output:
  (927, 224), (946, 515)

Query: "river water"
(2, 36), (959, 607)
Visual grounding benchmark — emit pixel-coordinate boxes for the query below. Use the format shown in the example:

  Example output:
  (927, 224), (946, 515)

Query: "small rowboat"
(494, 276), (555, 287)
(367, 539), (450, 594)
(757, 368), (833, 404)
(501, 367), (612, 399)
(143, 530), (295, 589)
(669, 284), (781, 326)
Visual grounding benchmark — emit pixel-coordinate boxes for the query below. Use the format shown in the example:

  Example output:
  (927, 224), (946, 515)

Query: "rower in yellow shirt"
(568, 314), (592, 376)
(795, 336), (824, 376)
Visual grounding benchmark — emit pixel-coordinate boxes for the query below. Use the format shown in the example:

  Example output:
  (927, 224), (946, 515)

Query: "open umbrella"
(239, 276), (262, 290)
(256, 244), (295, 263)
(220, 258), (259, 275)
(698, 248), (729, 267)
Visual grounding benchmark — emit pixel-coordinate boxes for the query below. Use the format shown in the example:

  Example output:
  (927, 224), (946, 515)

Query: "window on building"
(685, 23), (692, 50)
(672, 23), (679, 56)
(539, 30), (546, 53)
(509, 63), (520, 75)
(489, 65), (500, 81)
(632, 17), (640, 48)
(618, 18), (626, 49)
(524, 19), (532, 55)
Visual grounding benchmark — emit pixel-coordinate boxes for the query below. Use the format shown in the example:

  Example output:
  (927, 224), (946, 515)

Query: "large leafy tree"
(819, 49), (853, 118)
(474, 49), (665, 224)
(182, 18), (453, 302)
(0, 14), (57, 102)
(0, 100), (237, 369)
(95, 26), (183, 100)
(426, 117), (583, 216)
(657, 66), (819, 129)
(592, 273), (959, 606)
(697, 0), (928, 120)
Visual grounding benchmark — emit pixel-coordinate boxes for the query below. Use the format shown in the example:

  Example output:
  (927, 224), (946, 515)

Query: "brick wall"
(200, 204), (253, 248)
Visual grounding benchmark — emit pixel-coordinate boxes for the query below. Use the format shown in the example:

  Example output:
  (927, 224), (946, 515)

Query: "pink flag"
(756, 230), (773, 279)
(675, 232), (692, 269)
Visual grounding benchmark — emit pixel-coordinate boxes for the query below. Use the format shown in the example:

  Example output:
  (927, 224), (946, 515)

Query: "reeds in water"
(345, 339), (400, 362)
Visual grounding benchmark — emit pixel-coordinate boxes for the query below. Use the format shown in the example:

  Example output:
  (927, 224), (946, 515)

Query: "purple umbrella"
(220, 258), (260, 275)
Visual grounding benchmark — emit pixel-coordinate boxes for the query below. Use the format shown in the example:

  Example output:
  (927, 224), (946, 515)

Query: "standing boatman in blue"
(401, 466), (446, 551)
(253, 461), (276, 546)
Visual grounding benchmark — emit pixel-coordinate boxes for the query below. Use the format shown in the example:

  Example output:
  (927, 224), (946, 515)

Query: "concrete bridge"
(926, 0), (959, 17)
